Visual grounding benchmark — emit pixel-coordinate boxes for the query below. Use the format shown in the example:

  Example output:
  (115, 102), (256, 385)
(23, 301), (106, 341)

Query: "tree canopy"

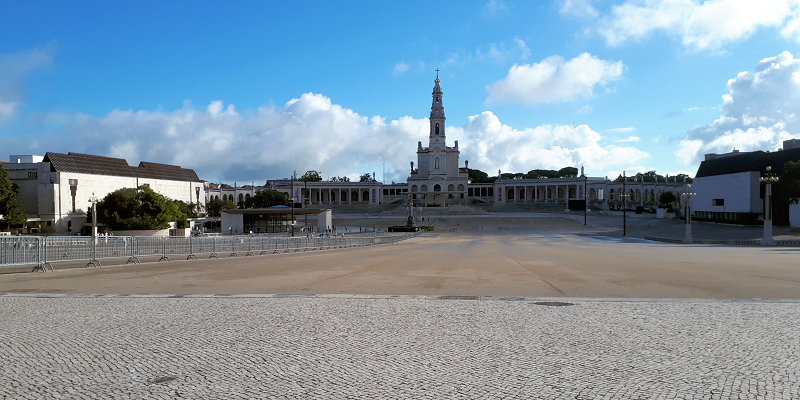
(206, 198), (236, 217)
(468, 169), (495, 183)
(97, 186), (189, 230)
(329, 176), (350, 182)
(0, 167), (26, 230)
(244, 189), (289, 208)
(658, 191), (677, 207)
(615, 171), (693, 183)
(299, 170), (322, 182)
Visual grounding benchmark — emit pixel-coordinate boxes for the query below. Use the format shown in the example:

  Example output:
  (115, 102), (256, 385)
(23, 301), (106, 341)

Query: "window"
(435, 157), (440, 169)
(28, 171), (37, 179)
(713, 198), (725, 206)
(435, 123), (440, 135)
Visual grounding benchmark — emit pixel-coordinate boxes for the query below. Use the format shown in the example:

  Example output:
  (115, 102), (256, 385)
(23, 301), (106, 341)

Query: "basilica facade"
(407, 73), (469, 205)
(206, 74), (689, 212)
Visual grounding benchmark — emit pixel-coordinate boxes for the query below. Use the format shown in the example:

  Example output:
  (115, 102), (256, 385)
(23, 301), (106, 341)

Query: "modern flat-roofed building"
(692, 140), (800, 226)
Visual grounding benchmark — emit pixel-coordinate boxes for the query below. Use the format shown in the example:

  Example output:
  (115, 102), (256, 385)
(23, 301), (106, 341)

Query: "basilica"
(406, 72), (469, 205)
(207, 74), (689, 212)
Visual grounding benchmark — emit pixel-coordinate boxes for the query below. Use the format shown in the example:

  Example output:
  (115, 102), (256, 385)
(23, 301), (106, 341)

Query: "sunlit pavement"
(2, 294), (798, 399)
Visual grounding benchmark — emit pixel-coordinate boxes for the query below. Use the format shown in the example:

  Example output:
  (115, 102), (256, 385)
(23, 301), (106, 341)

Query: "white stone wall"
(693, 172), (760, 214)
(790, 204), (800, 227)
(220, 212), (244, 235)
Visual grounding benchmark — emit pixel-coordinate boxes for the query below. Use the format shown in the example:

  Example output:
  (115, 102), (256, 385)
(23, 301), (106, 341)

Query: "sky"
(1, 0), (800, 184)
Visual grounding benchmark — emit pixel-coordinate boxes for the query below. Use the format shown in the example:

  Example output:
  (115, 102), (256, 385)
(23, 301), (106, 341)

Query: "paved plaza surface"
(2, 295), (798, 399)
(2, 213), (800, 399)
(1, 228), (799, 299)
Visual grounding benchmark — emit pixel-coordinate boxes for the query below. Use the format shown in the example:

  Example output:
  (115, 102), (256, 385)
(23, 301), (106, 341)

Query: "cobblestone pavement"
(2, 295), (798, 399)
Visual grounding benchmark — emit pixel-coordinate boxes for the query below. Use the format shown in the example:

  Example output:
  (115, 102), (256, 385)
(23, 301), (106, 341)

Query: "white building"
(692, 140), (800, 226)
(2, 152), (205, 233)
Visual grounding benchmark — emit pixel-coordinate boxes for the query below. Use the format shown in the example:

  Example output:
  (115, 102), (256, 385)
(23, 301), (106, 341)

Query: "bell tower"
(429, 69), (446, 150)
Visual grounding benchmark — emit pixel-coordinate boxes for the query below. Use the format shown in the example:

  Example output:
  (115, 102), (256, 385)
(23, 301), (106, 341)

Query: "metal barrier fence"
(0, 236), (45, 270)
(0, 231), (424, 272)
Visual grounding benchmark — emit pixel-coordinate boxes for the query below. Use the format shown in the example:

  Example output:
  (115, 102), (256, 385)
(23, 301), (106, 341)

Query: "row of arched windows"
(213, 193), (251, 203)
(410, 184), (465, 192)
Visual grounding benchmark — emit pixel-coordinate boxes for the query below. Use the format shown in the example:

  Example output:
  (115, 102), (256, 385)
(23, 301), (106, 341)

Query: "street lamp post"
(621, 171), (629, 236)
(584, 174), (588, 226)
(86, 193), (101, 268)
(760, 166), (779, 246)
(681, 184), (697, 244)
(291, 171), (296, 237)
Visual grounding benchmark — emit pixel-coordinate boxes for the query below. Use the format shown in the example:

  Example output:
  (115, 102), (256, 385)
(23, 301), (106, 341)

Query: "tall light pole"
(584, 173), (588, 226)
(681, 184), (697, 243)
(291, 171), (296, 237)
(87, 193), (100, 268)
(621, 171), (629, 236)
(761, 166), (779, 246)
(89, 192), (98, 239)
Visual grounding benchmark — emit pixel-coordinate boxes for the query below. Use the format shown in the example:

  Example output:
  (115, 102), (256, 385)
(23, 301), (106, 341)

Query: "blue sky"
(2, 0), (800, 184)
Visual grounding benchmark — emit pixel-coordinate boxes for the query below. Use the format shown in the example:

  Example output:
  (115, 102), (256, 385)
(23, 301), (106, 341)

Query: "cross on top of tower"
(435, 68), (440, 78)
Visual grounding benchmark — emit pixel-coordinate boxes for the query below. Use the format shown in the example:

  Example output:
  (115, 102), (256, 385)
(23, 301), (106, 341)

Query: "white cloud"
(0, 101), (17, 122)
(605, 127), (636, 133)
(616, 135), (641, 143)
(450, 111), (649, 175)
(597, 0), (800, 51)
(2, 93), (653, 183)
(676, 50), (800, 164)
(482, 0), (509, 16)
(560, 0), (599, 19)
(0, 46), (53, 123)
(486, 53), (624, 105)
(393, 63), (410, 76)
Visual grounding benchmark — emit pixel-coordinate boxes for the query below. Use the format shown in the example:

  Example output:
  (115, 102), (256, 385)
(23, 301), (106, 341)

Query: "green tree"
(468, 169), (495, 183)
(299, 170), (322, 182)
(0, 167), (27, 230)
(206, 198), (236, 217)
(500, 172), (524, 180)
(245, 189), (289, 208)
(557, 167), (578, 178)
(674, 174), (693, 183)
(97, 186), (187, 230)
(173, 199), (198, 218)
(524, 169), (558, 179)
(658, 192), (677, 208)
